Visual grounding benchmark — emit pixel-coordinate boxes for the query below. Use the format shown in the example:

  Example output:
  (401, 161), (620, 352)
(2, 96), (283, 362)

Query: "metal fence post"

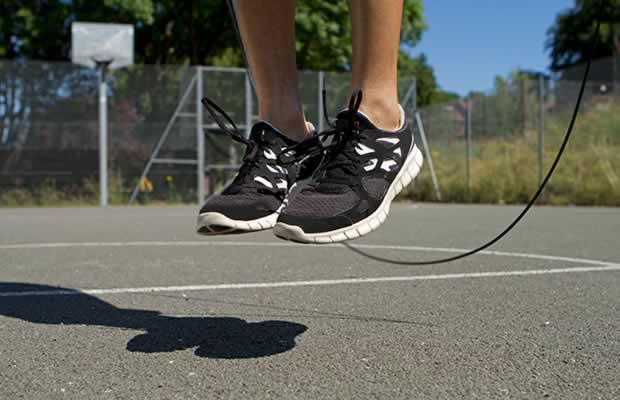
(399, 81), (416, 111)
(97, 65), (108, 207)
(519, 70), (526, 136)
(245, 72), (253, 138)
(466, 97), (472, 198)
(414, 112), (442, 201)
(318, 71), (325, 131)
(196, 67), (205, 204)
(538, 74), (545, 189)
(412, 79), (417, 111)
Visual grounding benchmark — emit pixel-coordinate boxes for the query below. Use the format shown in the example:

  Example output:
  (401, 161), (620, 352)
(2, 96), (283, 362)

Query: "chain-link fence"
(408, 56), (620, 206)
(0, 61), (416, 206)
(1, 57), (618, 207)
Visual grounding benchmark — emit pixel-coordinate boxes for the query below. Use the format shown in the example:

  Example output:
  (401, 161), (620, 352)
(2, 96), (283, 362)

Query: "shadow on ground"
(0, 282), (307, 359)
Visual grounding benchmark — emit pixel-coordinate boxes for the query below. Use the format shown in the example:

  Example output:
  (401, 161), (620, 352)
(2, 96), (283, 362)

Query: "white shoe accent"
(197, 212), (278, 235)
(263, 149), (277, 159)
(397, 105), (406, 130)
(393, 147), (402, 157)
(273, 144), (424, 244)
(267, 165), (286, 174)
(254, 176), (273, 188)
(380, 159), (397, 172)
(376, 137), (400, 145)
(355, 143), (375, 155)
(364, 158), (378, 171)
(276, 182), (295, 213)
(320, 134), (335, 147)
(276, 179), (288, 190)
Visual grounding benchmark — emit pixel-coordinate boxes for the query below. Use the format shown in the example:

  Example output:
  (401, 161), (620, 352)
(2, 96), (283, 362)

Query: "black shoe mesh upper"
(200, 191), (282, 216)
(283, 189), (358, 218)
(199, 122), (294, 220)
(278, 104), (414, 233)
(360, 177), (389, 200)
(199, 121), (324, 221)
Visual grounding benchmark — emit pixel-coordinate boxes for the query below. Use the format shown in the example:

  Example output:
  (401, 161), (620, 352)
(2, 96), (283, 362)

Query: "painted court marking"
(0, 240), (618, 267)
(1, 265), (619, 298)
(1, 240), (619, 298)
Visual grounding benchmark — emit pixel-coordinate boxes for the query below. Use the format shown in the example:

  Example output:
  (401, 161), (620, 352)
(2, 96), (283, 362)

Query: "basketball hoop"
(71, 22), (134, 70)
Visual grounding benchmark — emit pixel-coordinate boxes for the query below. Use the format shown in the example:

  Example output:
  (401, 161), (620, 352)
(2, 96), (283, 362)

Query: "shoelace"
(280, 90), (367, 190)
(201, 97), (282, 195)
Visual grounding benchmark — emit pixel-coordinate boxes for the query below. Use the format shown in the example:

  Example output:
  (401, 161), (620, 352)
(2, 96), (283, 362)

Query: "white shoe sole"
(273, 144), (423, 243)
(196, 212), (278, 235)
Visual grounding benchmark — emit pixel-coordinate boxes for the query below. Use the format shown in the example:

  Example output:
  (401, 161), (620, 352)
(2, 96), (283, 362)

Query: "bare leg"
(233, 0), (309, 141)
(349, 0), (403, 131)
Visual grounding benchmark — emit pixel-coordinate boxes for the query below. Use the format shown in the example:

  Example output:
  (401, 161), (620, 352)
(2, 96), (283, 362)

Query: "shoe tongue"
(310, 110), (373, 195)
(249, 121), (298, 146)
(335, 109), (377, 130)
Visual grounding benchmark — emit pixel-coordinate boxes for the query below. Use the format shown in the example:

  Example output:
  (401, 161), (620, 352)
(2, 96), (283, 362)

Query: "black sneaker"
(196, 97), (319, 235)
(274, 91), (423, 243)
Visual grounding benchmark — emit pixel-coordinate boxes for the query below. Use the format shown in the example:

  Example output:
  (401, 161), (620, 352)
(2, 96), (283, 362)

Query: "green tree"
(295, 0), (424, 70)
(2, 1), (445, 100)
(398, 52), (460, 106)
(0, 0), (156, 59)
(546, 0), (620, 70)
(1, 0), (426, 68)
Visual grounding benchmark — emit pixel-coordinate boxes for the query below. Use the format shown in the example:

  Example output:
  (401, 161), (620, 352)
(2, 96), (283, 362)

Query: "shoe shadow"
(0, 282), (307, 359)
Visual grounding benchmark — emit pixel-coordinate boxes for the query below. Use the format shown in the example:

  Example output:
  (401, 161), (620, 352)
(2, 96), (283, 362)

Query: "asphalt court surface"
(0, 204), (619, 399)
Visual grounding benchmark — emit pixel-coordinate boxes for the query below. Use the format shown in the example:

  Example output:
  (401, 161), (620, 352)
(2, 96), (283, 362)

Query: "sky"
(405, 0), (574, 95)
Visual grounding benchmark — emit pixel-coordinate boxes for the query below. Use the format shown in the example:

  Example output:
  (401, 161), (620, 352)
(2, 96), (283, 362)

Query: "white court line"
(0, 240), (618, 267)
(1, 265), (619, 298)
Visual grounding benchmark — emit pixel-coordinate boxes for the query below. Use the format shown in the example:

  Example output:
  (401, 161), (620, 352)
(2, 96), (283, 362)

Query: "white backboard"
(71, 22), (134, 69)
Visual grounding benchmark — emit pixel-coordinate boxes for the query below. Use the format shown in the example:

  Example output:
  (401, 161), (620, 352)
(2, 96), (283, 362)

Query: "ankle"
(260, 112), (310, 142)
(259, 100), (310, 142)
(358, 98), (401, 131)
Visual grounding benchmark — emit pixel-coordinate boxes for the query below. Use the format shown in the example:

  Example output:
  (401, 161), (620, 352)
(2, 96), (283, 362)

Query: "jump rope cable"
(225, 1), (602, 266)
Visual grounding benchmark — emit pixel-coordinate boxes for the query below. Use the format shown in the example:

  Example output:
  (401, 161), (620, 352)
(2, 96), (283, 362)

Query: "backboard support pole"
(97, 61), (111, 207)
(71, 21), (134, 207)
(196, 67), (205, 204)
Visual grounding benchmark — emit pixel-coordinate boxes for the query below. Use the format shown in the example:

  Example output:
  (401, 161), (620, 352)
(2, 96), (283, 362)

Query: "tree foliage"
(0, 0), (451, 106)
(1, 0), (425, 67)
(0, 0), (235, 64)
(0, 0), (453, 195)
(397, 52), (457, 106)
(546, 0), (620, 70)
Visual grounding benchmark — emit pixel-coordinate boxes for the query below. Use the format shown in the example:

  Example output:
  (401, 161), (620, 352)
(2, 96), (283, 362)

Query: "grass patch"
(2, 100), (618, 207)
(403, 99), (620, 206)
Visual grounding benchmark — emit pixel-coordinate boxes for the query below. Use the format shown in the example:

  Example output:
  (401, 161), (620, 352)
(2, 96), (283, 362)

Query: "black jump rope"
(224, 1), (602, 266)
